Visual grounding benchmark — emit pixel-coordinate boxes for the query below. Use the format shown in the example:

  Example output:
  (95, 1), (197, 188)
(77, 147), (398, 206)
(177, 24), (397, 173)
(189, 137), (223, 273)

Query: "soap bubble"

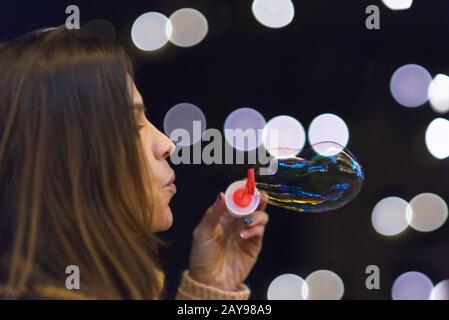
(255, 141), (364, 213)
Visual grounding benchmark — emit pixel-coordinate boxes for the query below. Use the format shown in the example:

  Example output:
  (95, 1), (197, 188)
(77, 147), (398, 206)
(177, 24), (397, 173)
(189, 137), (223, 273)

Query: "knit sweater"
(175, 271), (250, 300)
(0, 270), (251, 300)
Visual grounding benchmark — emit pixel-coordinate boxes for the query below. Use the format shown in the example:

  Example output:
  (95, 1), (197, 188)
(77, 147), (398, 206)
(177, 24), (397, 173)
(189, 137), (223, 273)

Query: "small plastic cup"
(225, 180), (260, 217)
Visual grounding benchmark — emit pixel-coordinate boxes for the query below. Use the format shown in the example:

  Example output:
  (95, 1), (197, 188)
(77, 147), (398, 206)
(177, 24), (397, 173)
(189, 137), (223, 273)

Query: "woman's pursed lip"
(166, 174), (176, 193)
(166, 174), (176, 187)
(166, 182), (177, 193)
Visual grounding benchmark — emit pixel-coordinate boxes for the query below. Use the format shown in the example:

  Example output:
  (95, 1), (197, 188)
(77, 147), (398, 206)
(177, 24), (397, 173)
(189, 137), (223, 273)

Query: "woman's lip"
(166, 174), (176, 187)
(166, 183), (177, 193)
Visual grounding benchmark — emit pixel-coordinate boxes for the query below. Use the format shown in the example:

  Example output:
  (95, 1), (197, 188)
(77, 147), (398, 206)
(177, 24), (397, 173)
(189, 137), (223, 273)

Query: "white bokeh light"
(406, 193), (448, 232)
(430, 280), (449, 300)
(252, 0), (295, 29)
(131, 12), (172, 51)
(224, 108), (266, 152)
(169, 8), (208, 48)
(163, 103), (207, 147)
(381, 0), (413, 10)
(262, 115), (306, 159)
(425, 118), (449, 160)
(390, 64), (432, 108)
(304, 270), (344, 300)
(267, 274), (307, 300)
(392, 271), (433, 300)
(428, 74), (449, 114)
(371, 197), (409, 236)
(308, 114), (349, 156)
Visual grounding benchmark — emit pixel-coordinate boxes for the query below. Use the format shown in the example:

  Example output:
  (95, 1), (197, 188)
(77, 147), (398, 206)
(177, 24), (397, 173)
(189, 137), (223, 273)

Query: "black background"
(1, 0), (449, 300)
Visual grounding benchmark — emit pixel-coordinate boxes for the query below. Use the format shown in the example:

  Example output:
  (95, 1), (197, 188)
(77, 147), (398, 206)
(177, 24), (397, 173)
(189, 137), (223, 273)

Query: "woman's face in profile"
(130, 81), (177, 232)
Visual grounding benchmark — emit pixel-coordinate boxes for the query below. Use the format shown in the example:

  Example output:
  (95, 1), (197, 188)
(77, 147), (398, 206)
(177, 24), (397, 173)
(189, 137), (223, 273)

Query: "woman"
(0, 26), (269, 300)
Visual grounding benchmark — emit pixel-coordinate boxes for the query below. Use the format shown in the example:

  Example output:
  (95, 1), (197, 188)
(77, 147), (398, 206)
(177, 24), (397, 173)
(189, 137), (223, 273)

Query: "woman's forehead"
(132, 85), (143, 105)
(128, 75), (144, 105)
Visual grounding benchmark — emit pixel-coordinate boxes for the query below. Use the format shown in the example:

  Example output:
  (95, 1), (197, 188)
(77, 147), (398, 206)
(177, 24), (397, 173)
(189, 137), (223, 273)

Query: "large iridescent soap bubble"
(253, 141), (365, 213)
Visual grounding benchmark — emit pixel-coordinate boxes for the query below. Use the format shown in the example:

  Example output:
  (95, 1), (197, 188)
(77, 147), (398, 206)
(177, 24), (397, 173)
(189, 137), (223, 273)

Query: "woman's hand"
(188, 192), (269, 291)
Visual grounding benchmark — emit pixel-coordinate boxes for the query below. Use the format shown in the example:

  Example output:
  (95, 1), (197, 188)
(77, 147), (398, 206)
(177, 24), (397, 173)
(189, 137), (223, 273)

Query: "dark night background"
(1, 0), (449, 299)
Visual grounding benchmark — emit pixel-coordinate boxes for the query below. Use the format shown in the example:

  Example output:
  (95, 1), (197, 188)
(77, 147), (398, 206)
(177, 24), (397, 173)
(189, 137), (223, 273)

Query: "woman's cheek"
(139, 130), (155, 171)
(139, 129), (152, 157)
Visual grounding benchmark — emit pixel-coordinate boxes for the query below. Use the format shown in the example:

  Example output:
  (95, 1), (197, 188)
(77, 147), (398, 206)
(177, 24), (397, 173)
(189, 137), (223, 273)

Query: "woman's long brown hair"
(0, 27), (163, 299)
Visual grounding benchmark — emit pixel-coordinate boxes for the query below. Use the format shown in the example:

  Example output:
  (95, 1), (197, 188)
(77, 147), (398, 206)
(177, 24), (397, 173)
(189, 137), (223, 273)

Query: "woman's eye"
(137, 124), (146, 131)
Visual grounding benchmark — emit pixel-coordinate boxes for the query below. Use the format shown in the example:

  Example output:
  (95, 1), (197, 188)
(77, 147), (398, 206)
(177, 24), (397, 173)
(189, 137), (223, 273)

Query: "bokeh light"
(131, 12), (172, 51)
(428, 74), (449, 114)
(163, 103), (207, 147)
(390, 64), (432, 108)
(392, 271), (433, 300)
(262, 115), (306, 159)
(304, 270), (344, 300)
(81, 19), (116, 42)
(381, 0), (413, 10)
(430, 280), (449, 300)
(406, 193), (448, 232)
(310, 141), (347, 157)
(371, 197), (409, 236)
(224, 108), (266, 152)
(252, 0), (295, 29)
(425, 118), (449, 160)
(267, 274), (307, 300)
(308, 114), (349, 156)
(168, 8), (208, 48)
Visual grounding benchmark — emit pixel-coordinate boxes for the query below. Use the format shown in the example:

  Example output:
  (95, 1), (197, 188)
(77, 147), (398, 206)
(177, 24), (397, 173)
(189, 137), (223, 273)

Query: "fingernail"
(244, 217), (255, 225)
(240, 230), (248, 238)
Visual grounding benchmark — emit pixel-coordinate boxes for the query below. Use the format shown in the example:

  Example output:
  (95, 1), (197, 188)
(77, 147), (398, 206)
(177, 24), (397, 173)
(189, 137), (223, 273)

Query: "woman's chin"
(152, 207), (173, 232)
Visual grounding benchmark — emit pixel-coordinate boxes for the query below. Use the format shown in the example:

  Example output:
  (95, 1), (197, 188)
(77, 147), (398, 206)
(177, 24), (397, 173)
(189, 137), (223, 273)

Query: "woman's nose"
(164, 139), (176, 159)
(157, 129), (176, 160)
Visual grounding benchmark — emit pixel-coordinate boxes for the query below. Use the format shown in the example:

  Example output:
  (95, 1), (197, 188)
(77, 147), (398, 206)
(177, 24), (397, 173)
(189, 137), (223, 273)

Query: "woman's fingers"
(194, 192), (226, 241)
(240, 225), (266, 239)
(243, 210), (269, 228)
(194, 192), (269, 242)
(240, 210), (269, 240)
(258, 192), (268, 211)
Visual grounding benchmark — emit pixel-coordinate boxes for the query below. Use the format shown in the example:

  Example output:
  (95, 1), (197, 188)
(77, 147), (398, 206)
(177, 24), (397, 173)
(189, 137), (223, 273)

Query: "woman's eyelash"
(136, 124), (145, 130)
